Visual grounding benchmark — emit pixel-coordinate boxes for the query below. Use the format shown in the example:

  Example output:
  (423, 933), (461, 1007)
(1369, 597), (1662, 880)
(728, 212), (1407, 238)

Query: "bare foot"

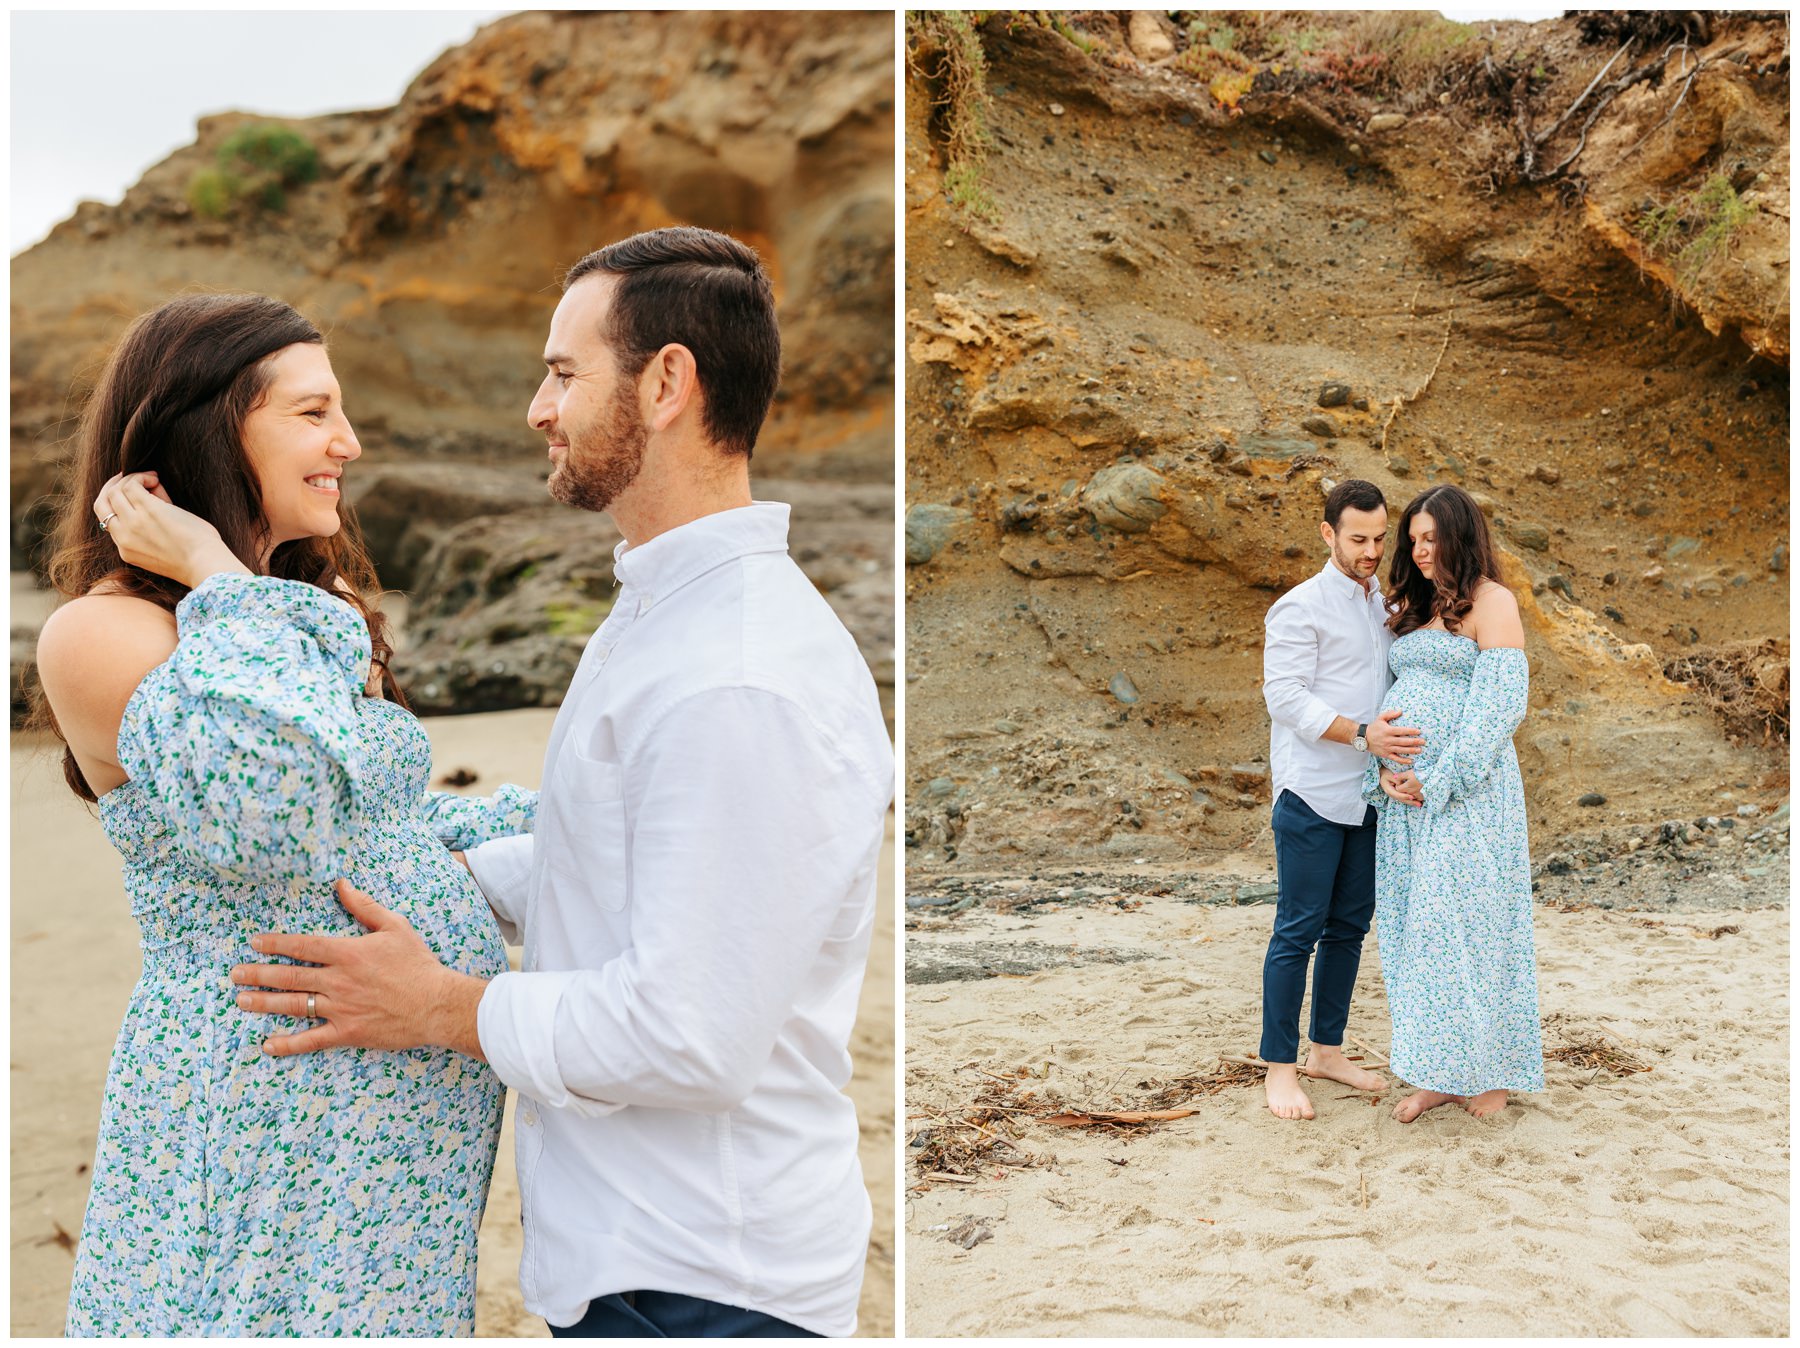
(1302, 1043), (1387, 1093)
(1464, 1089), (1509, 1117)
(1264, 1063), (1315, 1120)
(1393, 1089), (1463, 1123)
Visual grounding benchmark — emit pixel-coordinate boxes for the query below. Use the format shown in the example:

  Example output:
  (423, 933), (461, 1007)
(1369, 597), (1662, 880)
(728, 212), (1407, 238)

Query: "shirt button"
(520, 1103), (538, 1127)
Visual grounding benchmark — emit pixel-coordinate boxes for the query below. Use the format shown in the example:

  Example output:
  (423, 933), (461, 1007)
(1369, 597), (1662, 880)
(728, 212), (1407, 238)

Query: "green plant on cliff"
(186, 169), (236, 220)
(906, 11), (999, 221)
(1173, 19), (1258, 111)
(1637, 172), (1755, 284)
(185, 124), (320, 219)
(1190, 10), (1476, 106)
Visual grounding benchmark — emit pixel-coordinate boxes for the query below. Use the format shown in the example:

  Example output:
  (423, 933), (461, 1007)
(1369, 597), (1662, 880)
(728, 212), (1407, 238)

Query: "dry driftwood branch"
(1219, 1053), (1268, 1070)
(1042, 1108), (1200, 1126)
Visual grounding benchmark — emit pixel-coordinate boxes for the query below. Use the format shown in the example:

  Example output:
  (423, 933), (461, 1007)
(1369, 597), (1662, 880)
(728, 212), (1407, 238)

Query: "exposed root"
(1489, 38), (1755, 186)
(1379, 312), (1455, 453)
(1663, 639), (1790, 746)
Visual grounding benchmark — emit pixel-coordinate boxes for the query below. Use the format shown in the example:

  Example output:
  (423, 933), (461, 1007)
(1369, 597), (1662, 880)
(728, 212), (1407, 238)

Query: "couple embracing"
(1259, 478), (1545, 1123)
(35, 227), (891, 1337)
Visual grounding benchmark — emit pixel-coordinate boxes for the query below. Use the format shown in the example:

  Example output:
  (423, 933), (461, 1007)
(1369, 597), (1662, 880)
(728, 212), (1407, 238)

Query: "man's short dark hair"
(564, 227), (781, 457)
(1324, 479), (1387, 530)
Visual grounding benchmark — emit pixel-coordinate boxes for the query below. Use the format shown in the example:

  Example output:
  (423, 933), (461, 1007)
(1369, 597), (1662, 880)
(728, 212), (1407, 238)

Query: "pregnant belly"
(1380, 680), (1457, 771)
(355, 825), (510, 980)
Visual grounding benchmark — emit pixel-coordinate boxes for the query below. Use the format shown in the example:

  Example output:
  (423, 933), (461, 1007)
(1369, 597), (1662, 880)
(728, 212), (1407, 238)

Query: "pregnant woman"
(33, 293), (532, 1335)
(1364, 483), (1545, 1122)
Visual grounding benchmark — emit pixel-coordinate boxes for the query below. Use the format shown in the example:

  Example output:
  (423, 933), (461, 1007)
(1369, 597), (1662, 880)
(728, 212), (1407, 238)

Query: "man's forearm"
(1320, 715), (1361, 745)
(429, 969), (490, 1061)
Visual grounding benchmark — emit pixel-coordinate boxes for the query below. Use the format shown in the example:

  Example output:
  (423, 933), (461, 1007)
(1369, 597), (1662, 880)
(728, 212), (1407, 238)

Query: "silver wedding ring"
(99, 513), (117, 532)
(307, 993), (317, 1019)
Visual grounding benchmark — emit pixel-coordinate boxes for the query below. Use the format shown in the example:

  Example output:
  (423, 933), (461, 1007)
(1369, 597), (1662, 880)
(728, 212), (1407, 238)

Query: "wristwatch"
(1353, 723), (1369, 753)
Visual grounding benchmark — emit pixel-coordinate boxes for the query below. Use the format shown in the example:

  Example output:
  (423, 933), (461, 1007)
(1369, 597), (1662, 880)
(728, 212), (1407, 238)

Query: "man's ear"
(1319, 519), (1334, 547)
(640, 344), (700, 433)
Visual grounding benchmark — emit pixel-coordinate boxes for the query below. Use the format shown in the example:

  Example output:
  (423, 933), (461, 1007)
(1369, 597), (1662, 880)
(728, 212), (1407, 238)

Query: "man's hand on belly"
(1365, 708), (1425, 764)
(230, 879), (488, 1061)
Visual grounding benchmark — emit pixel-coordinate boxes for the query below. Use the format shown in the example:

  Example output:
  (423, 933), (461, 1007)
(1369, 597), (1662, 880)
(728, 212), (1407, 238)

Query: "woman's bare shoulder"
(1468, 578), (1523, 648)
(37, 594), (179, 702)
(1471, 578), (1518, 610)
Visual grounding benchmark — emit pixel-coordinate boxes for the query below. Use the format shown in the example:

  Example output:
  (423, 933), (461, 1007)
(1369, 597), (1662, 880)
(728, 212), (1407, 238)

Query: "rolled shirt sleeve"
(476, 685), (886, 1115)
(1262, 594), (1340, 742)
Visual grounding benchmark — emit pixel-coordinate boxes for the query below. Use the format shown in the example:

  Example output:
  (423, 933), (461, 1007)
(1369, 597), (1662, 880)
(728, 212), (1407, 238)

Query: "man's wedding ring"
(307, 993), (317, 1019)
(98, 513), (117, 532)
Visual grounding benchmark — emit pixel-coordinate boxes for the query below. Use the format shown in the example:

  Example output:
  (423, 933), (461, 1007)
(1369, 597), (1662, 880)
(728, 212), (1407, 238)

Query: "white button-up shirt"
(466, 502), (893, 1336)
(1261, 559), (1394, 825)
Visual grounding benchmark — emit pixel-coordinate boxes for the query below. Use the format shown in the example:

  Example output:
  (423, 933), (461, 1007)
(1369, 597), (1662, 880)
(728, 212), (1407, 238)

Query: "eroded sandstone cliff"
(905, 11), (1787, 868)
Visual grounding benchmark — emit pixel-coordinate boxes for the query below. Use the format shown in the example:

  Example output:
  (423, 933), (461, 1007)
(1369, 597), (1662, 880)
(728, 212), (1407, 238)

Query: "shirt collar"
(611, 501), (792, 604)
(1318, 558), (1381, 603)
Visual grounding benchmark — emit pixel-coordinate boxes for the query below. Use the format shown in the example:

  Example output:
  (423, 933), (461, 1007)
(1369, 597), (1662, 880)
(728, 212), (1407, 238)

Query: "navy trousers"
(549, 1291), (821, 1338)
(1260, 788), (1378, 1064)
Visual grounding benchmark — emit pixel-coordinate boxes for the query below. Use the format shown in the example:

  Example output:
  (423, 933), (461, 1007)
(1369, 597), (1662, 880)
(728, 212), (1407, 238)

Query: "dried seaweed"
(908, 1055), (1270, 1187)
(908, 1069), (1054, 1185)
(1136, 1058), (1270, 1110)
(1633, 917), (1744, 940)
(1545, 1038), (1654, 1076)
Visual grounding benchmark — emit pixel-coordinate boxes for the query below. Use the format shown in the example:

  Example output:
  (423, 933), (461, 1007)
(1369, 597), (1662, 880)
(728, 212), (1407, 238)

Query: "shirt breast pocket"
(545, 744), (630, 913)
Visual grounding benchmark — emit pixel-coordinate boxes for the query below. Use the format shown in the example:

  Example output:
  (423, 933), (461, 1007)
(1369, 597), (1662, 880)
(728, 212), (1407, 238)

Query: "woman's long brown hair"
(1384, 483), (1506, 638)
(29, 292), (407, 802)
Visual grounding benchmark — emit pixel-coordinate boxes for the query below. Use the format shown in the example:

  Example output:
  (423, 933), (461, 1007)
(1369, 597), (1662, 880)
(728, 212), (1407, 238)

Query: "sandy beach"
(10, 711), (895, 1336)
(904, 866), (1789, 1337)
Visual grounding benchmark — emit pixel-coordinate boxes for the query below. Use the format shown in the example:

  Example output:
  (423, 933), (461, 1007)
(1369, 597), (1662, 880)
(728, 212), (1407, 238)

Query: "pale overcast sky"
(10, 10), (511, 254)
(1437, 4), (1569, 22)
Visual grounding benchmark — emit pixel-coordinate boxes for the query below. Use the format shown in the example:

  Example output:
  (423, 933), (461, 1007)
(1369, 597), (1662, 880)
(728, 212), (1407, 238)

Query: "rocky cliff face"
(12, 10), (894, 723)
(905, 12), (1787, 868)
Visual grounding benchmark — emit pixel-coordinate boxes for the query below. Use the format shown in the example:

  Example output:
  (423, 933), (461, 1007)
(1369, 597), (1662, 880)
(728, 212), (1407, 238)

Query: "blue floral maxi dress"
(65, 573), (534, 1336)
(1362, 632), (1545, 1096)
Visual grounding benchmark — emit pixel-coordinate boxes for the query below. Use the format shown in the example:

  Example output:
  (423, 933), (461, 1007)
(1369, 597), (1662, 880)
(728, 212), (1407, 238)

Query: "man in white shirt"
(1259, 480), (1423, 1121)
(234, 227), (893, 1336)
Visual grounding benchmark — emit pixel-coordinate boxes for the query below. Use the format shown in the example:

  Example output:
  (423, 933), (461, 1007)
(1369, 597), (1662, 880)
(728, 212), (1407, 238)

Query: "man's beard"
(1334, 543), (1378, 578)
(548, 389), (647, 513)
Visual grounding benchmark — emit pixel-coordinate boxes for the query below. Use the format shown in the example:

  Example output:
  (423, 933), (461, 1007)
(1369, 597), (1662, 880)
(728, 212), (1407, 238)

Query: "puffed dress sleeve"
(115, 572), (370, 885)
(420, 786), (538, 850)
(1415, 646), (1529, 817)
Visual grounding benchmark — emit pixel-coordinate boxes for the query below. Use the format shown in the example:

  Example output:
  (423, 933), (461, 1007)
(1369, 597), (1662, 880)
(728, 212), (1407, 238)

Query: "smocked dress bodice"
(1375, 627), (1480, 780)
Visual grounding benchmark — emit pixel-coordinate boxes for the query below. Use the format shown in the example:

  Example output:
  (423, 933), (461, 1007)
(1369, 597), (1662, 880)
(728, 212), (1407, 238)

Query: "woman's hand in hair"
(94, 472), (252, 589)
